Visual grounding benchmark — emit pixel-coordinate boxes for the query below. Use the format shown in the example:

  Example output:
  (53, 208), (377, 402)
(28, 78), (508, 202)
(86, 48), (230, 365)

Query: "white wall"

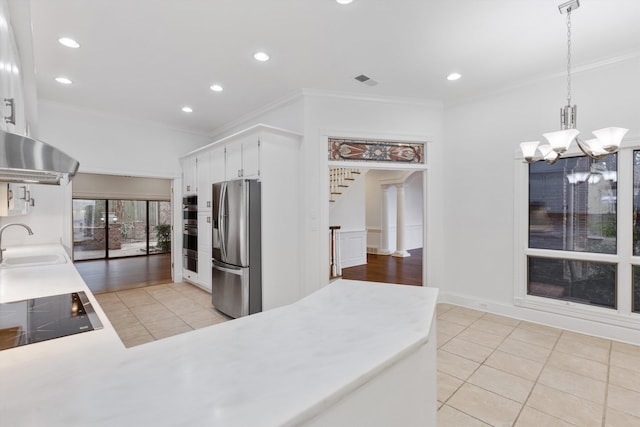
(38, 100), (211, 178)
(442, 57), (640, 315)
(329, 171), (366, 231)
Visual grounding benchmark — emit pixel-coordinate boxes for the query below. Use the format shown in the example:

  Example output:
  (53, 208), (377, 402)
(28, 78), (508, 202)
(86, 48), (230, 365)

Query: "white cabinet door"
(210, 145), (226, 184)
(0, 9), (25, 135)
(225, 143), (243, 180)
(197, 255), (212, 292)
(197, 212), (212, 251)
(197, 211), (212, 291)
(181, 156), (197, 195)
(242, 139), (260, 178)
(197, 152), (211, 211)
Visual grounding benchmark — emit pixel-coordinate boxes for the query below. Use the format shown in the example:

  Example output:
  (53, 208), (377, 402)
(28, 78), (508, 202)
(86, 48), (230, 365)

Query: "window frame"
(514, 138), (640, 329)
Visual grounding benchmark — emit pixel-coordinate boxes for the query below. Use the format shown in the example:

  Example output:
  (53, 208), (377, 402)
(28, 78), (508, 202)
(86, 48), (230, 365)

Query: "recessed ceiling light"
(446, 73), (462, 81)
(181, 106), (193, 113)
(336, 0), (353, 4)
(58, 37), (80, 48)
(253, 52), (270, 62)
(210, 84), (223, 92)
(55, 77), (72, 85)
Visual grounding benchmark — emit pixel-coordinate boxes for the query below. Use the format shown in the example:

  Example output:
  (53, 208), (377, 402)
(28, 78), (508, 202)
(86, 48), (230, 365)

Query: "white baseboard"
(438, 290), (640, 345)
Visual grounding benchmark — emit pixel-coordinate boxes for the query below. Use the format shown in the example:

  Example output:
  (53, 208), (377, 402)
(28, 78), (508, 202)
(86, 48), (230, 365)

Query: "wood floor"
(341, 248), (423, 286)
(75, 248), (421, 295)
(74, 253), (172, 294)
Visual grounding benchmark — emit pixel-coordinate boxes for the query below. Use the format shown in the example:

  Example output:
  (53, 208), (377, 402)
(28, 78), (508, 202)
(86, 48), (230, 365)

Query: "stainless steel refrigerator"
(211, 179), (262, 318)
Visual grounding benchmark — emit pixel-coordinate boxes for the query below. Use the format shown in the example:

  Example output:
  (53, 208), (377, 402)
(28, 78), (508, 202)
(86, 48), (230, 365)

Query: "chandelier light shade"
(543, 129), (580, 154)
(519, 0), (629, 164)
(592, 127), (629, 152)
(538, 144), (560, 164)
(519, 141), (540, 162)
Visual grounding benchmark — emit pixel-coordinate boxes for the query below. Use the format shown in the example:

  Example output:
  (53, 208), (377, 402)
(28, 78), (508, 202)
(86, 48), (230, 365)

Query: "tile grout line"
(140, 288), (196, 339)
(439, 311), (523, 425)
(511, 327), (565, 427)
(108, 291), (156, 345)
(601, 341), (612, 427)
(437, 311), (492, 426)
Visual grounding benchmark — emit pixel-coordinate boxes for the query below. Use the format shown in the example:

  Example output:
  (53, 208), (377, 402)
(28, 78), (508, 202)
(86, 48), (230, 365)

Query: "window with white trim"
(527, 155), (618, 309)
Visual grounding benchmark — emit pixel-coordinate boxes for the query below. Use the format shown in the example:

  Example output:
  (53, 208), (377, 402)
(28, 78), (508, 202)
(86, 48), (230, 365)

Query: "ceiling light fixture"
(519, 0), (628, 164)
(336, 0), (353, 4)
(253, 52), (270, 62)
(58, 37), (80, 48)
(55, 77), (72, 85)
(210, 84), (223, 92)
(446, 73), (461, 81)
(181, 106), (193, 113)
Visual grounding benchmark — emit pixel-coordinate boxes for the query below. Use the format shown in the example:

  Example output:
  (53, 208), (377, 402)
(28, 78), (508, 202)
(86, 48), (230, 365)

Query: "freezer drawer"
(212, 260), (249, 318)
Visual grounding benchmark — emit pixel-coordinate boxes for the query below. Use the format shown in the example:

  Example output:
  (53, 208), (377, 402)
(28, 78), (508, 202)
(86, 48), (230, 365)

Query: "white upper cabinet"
(181, 156), (197, 195)
(224, 137), (260, 181)
(209, 145), (225, 185)
(242, 138), (260, 178)
(196, 151), (211, 211)
(225, 141), (243, 180)
(0, 2), (27, 135)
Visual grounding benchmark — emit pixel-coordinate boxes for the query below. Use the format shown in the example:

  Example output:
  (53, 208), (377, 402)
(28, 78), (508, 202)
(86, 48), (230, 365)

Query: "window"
(527, 154), (618, 308)
(529, 155), (617, 254)
(528, 257), (616, 309)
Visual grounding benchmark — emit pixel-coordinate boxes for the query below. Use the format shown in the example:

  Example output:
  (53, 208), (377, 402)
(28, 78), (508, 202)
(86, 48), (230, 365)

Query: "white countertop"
(0, 245), (438, 427)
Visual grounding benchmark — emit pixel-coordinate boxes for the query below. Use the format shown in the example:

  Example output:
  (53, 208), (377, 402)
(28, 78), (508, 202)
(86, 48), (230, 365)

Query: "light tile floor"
(97, 284), (640, 426)
(94, 282), (231, 347)
(436, 303), (640, 427)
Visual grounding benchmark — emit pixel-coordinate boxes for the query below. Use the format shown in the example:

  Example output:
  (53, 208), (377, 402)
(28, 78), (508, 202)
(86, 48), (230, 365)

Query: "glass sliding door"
(73, 199), (108, 261)
(108, 200), (148, 258)
(149, 201), (172, 254)
(72, 198), (171, 261)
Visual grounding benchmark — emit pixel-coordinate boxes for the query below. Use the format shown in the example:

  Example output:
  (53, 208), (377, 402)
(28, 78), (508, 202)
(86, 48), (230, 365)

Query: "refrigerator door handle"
(212, 259), (243, 276)
(219, 182), (227, 261)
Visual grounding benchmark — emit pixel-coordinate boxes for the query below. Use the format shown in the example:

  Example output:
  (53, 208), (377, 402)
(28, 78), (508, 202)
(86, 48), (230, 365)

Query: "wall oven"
(183, 195), (198, 273)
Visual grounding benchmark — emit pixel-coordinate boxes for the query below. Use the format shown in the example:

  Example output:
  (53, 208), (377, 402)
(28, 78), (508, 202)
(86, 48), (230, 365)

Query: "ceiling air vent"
(354, 74), (378, 87)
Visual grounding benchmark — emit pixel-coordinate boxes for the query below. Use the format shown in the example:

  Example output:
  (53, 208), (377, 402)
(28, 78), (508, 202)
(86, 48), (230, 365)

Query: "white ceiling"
(25, 0), (640, 135)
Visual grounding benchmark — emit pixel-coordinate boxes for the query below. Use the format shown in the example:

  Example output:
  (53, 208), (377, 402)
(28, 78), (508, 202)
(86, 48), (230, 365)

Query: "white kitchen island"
(0, 245), (438, 427)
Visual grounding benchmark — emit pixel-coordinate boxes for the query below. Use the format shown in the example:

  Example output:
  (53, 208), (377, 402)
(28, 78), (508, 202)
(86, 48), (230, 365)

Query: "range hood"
(0, 128), (79, 185)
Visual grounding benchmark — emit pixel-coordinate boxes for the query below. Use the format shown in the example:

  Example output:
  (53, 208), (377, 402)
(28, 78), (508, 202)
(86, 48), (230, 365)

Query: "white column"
(379, 185), (393, 255)
(393, 184), (410, 257)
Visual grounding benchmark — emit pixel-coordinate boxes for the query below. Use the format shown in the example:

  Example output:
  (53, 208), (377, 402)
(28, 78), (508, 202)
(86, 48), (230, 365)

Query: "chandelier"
(520, 0), (628, 164)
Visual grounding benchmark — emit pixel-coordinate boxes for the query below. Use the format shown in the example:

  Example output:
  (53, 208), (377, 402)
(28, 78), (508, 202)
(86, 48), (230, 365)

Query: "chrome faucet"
(0, 223), (34, 263)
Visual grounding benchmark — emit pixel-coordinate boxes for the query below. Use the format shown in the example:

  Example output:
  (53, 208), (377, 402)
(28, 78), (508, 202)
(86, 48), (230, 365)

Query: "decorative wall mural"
(328, 138), (424, 164)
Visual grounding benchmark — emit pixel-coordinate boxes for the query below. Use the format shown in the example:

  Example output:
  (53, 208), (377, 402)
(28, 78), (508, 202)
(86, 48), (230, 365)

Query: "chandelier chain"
(566, 8), (572, 106)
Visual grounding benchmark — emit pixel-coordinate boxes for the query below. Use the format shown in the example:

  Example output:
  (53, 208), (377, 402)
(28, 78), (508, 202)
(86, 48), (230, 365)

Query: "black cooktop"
(0, 291), (103, 351)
